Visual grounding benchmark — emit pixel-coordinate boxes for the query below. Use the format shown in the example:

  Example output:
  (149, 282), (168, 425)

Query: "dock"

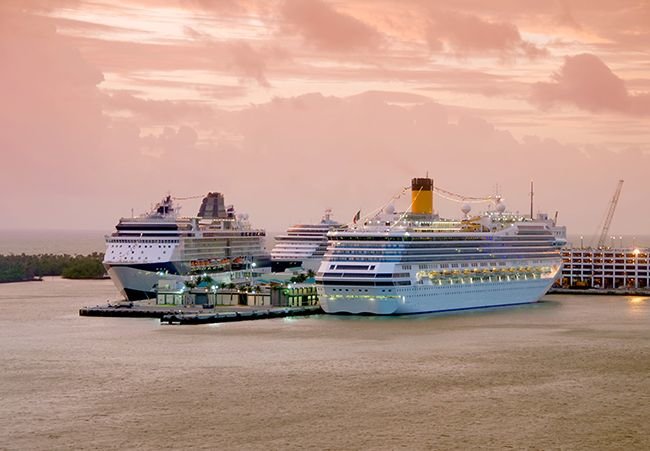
(160, 306), (322, 325)
(548, 287), (650, 296)
(79, 304), (322, 323)
(80, 305), (173, 318)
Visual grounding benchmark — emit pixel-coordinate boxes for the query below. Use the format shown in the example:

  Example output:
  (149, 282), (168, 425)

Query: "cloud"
(425, 8), (547, 58)
(183, 0), (247, 12)
(1, 0), (82, 13)
(0, 8), (209, 227)
(140, 126), (199, 157)
(103, 91), (214, 125)
(531, 53), (650, 116)
(183, 26), (278, 87)
(2, 2), (649, 235)
(0, 9), (105, 168)
(213, 92), (648, 234)
(280, 0), (382, 51)
(224, 41), (272, 87)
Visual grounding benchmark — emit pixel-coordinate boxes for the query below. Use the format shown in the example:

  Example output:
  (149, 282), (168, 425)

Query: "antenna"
(530, 180), (534, 219)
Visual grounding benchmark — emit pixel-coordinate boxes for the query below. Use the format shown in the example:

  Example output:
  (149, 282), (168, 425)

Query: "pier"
(79, 303), (322, 323)
(549, 287), (650, 296)
(161, 306), (322, 325)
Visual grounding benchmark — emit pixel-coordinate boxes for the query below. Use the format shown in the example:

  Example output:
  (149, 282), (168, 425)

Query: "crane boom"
(597, 180), (624, 248)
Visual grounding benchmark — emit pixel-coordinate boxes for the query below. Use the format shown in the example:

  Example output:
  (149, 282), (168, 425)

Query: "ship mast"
(529, 180), (534, 219)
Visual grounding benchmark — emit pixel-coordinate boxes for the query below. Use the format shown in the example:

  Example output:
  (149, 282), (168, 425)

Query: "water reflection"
(315, 299), (558, 323)
(627, 296), (648, 315)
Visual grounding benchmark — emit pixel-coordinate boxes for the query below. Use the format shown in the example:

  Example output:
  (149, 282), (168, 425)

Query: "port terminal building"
(155, 279), (318, 308)
(560, 247), (650, 289)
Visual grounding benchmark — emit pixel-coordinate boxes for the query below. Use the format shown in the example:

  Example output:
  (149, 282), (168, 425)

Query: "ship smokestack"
(198, 192), (227, 219)
(411, 177), (434, 214)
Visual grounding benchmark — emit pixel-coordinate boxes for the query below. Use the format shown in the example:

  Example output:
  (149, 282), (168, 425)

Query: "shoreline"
(0, 277), (43, 284)
(0, 276), (108, 284)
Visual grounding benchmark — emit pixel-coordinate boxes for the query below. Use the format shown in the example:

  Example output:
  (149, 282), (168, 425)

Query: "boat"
(271, 209), (345, 272)
(316, 177), (565, 315)
(103, 192), (271, 301)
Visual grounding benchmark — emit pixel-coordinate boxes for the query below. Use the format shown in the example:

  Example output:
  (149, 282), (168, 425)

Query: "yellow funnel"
(411, 178), (433, 214)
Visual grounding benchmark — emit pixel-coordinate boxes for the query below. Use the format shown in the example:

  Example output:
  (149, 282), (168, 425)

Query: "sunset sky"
(1, 0), (649, 238)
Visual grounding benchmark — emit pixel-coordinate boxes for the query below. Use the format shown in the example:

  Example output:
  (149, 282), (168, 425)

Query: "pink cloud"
(425, 8), (546, 58)
(139, 125), (199, 157)
(184, 26), (279, 87)
(280, 0), (382, 51)
(0, 7), (209, 226)
(103, 91), (214, 124)
(70, 33), (276, 88)
(2, 1), (649, 236)
(531, 53), (650, 116)
(2, 0), (82, 13)
(224, 41), (272, 87)
(0, 9), (105, 167)
(216, 92), (648, 234)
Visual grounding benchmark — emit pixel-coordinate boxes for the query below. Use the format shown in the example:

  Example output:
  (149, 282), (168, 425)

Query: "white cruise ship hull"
(106, 264), (265, 301)
(106, 265), (183, 301)
(319, 277), (555, 315)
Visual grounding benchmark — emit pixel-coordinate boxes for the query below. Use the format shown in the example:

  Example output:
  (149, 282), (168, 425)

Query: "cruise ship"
(271, 210), (344, 272)
(104, 193), (271, 301)
(316, 178), (565, 315)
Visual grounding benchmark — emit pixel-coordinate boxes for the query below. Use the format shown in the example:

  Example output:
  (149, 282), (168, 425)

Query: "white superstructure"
(271, 210), (344, 272)
(317, 178), (565, 315)
(103, 193), (271, 301)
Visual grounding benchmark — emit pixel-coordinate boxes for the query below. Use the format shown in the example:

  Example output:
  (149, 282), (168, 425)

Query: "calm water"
(0, 278), (648, 450)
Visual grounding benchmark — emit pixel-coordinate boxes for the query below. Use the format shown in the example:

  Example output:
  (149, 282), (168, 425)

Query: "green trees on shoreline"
(0, 253), (106, 283)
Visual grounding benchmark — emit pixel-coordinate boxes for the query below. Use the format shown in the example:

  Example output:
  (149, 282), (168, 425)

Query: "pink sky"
(1, 0), (649, 238)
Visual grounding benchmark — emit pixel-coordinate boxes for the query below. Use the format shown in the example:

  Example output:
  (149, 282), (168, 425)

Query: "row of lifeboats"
(419, 266), (549, 279)
(189, 256), (246, 268)
(421, 273), (540, 285)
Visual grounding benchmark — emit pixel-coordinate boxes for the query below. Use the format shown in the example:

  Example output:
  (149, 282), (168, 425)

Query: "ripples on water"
(0, 278), (648, 450)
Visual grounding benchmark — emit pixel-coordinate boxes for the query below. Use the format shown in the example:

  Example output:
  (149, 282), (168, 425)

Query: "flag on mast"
(352, 210), (361, 224)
